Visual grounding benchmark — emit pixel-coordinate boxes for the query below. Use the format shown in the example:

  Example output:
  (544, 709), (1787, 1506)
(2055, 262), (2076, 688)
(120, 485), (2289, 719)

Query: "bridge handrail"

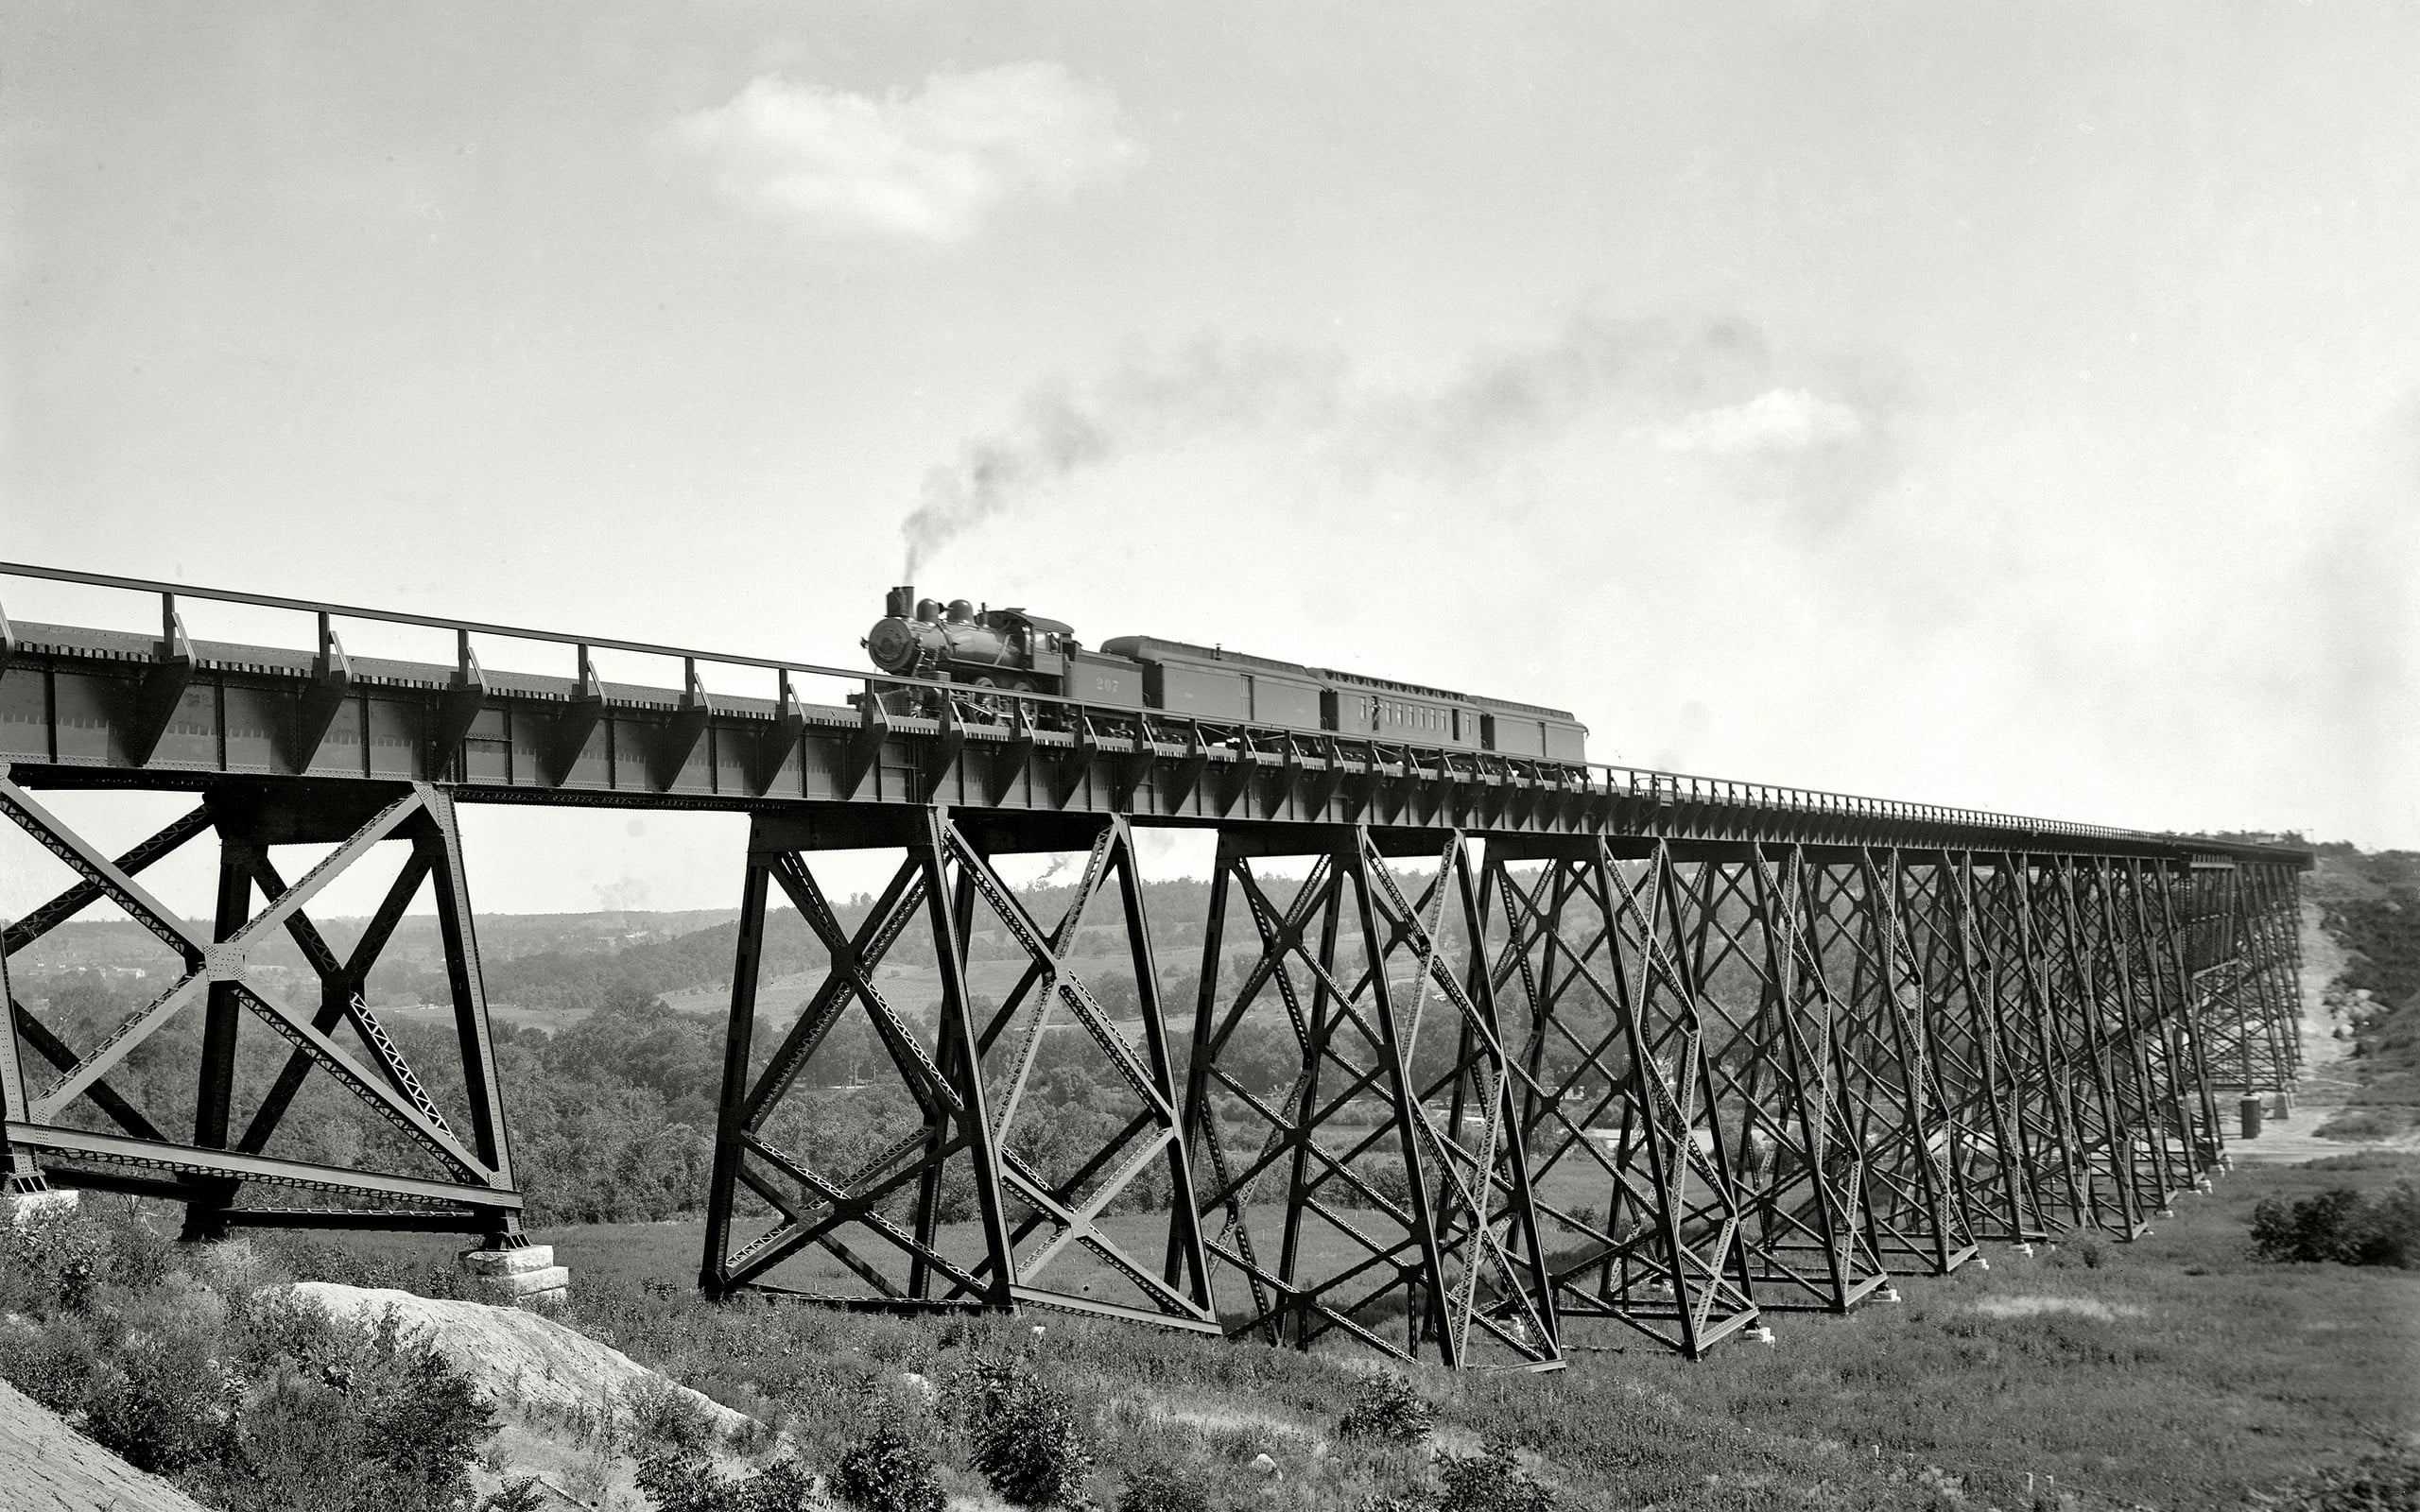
(0, 560), (2301, 859)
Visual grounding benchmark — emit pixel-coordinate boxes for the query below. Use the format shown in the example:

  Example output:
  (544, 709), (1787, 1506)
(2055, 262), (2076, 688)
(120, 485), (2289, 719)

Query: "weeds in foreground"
(10, 1155), (2411, 1512)
(1113, 1454), (1213, 1512)
(0, 1201), (498, 1512)
(1434, 1436), (1557, 1512)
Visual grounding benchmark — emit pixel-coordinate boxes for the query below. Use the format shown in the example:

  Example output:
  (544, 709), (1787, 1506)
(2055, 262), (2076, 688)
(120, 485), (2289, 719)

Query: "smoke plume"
(898, 314), (1894, 576)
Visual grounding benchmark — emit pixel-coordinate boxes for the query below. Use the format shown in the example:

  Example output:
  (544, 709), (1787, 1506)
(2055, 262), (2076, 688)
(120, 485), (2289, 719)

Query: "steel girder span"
(0, 565), (2309, 1366)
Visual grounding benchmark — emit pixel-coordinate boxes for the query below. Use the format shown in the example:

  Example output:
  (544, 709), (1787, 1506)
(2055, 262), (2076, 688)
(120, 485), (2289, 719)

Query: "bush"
(1336, 1155), (1413, 1212)
(81, 1293), (245, 1474)
(0, 1199), (112, 1313)
(832, 1418), (946, 1512)
(1436, 1437), (1555, 1512)
(216, 1306), (498, 1512)
(0, 1212), (500, 1512)
(954, 1354), (1094, 1507)
(2250, 1181), (2420, 1267)
(1337, 1372), (1435, 1444)
(2316, 1108), (2411, 1143)
(636, 1452), (814, 1512)
(624, 1375), (722, 1458)
(1115, 1457), (1211, 1512)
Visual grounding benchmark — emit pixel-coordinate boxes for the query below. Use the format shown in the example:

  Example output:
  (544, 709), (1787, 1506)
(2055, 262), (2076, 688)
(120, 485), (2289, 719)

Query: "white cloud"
(673, 63), (1135, 243)
(1651, 387), (1866, 454)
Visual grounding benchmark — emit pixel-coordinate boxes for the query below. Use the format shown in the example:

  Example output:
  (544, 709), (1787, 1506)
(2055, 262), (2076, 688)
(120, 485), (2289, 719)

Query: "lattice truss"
(1676, 847), (1893, 1312)
(2031, 857), (2169, 1235)
(700, 812), (1218, 1333)
(688, 829), (2290, 1367)
(1470, 839), (1759, 1359)
(1177, 829), (1561, 1370)
(2185, 864), (2305, 1101)
(1893, 853), (2044, 1246)
(0, 775), (520, 1238)
(2086, 859), (2203, 1213)
(1799, 852), (1979, 1275)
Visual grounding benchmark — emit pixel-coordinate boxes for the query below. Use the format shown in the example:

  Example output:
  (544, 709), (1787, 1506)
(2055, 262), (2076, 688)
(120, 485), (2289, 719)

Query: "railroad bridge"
(0, 564), (2308, 1369)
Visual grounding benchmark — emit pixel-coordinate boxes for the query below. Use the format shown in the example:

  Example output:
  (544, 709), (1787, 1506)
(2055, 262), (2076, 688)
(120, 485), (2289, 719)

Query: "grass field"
(272, 1150), (2420, 1511)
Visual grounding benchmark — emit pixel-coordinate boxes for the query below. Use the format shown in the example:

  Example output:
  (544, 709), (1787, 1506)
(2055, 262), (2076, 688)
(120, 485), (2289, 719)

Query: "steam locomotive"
(862, 587), (1586, 763)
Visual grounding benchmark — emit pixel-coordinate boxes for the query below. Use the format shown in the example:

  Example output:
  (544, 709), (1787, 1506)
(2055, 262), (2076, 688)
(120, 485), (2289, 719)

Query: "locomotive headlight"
(866, 615), (925, 672)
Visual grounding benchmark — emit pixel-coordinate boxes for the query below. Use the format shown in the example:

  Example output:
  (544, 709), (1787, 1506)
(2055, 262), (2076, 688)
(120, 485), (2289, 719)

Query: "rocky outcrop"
(288, 1281), (751, 1436)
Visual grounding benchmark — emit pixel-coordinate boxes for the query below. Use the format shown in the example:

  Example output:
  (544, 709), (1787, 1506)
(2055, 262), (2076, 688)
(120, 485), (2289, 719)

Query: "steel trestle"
(0, 570), (2309, 1364)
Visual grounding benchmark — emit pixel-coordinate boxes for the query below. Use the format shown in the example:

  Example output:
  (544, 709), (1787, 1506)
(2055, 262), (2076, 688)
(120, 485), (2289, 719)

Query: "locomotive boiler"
(862, 585), (1587, 764)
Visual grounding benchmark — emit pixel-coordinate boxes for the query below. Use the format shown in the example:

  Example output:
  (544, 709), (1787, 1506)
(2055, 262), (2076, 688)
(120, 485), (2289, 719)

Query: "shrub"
(955, 1354), (1094, 1507)
(1436, 1437), (1554, 1512)
(81, 1299), (245, 1474)
(1339, 1155), (1413, 1212)
(624, 1374), (722, 1458)
(832, 1418), (946, 1512)
(219, 1308), (498, 1512)
(2316, 1108), (2410, 1143)
(0, 1199), (112, 1313)
(1337, 1372), (1435, 1444)
(636, 1452), (814, 1512)
(2251, 1181), (2420, 1267)
(0, 1240), (498, 1512)
(1115, 1457), (1212, 1512)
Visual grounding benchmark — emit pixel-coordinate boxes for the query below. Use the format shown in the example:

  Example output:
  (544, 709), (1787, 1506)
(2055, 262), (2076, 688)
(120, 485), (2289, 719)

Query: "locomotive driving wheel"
(961, 675), (1034, 721)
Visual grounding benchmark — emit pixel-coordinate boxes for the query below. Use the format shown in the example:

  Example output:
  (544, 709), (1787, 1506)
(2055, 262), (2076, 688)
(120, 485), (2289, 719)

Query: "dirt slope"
(0, 1377), (211, 1512)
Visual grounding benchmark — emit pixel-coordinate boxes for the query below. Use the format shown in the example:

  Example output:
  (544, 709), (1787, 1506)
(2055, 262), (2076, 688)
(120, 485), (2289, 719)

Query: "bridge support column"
(0, 772), (525, 1245)
(1469, 836), (1755, 1358)
(1688, 845), (1893, 1311)
(1928, 852), (2049, 1247)
(1176, 825), (1561, 1367)
(2186, 861), (2304, 1127)
(698, 807), (1217, 1335)
(0, 924), (53, 1203)
(2150, 864), (2226, 1177)
(2044, 858), (2148, 1236)
(1799, 851), (1977, 1274)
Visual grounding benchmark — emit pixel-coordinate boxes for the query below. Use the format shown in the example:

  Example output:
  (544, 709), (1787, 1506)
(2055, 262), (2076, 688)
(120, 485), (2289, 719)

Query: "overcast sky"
(3, 5), (2414, 918)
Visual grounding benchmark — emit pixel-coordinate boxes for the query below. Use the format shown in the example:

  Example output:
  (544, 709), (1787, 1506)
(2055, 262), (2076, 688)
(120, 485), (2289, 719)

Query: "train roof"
(1311, 665), (1479, 703)
(1100, 634), (1579, 724)
(1098, 634), (1324, 682)
(1467, 692), (1584, 723)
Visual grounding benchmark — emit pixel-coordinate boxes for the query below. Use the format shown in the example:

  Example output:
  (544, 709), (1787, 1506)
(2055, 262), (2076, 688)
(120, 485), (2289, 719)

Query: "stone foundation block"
(458, 1243), (558, 1278)
(458, 1243), (570, 1309)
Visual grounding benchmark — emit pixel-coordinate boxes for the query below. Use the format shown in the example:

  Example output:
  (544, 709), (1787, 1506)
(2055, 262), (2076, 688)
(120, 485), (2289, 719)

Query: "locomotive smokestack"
(885, 585), (915, 618)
